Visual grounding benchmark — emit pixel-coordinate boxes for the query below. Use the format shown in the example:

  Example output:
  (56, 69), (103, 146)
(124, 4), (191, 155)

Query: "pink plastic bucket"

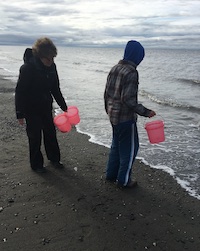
(66, 106), (80, 125)
(54, 113), (71, 133)
(145, 120), (165, 144)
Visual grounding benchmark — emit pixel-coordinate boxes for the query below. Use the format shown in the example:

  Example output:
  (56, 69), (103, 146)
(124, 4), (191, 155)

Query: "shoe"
(105, 177), (116, 183)
(117, 180), (138, 189)
(50, 161), (64, 169)
(126, 180), (138, 188)
(32, 167), (47, 173)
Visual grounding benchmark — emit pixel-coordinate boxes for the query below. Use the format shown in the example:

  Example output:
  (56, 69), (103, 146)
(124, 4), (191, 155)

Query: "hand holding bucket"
(145, 116), (165, 144)
(54, 106), (80, 133)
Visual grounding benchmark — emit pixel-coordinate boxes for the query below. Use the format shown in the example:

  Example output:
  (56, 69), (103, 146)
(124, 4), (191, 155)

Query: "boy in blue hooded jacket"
(104, 40), (156, 188)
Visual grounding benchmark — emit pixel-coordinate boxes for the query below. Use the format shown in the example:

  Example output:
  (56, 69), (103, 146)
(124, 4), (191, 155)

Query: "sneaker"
(50, 161), (64, 169)
(126, 180), (138, 188)
(117, 180), (138, 189)
(105, 177), (116, 183)
(32, 167), (47, 173)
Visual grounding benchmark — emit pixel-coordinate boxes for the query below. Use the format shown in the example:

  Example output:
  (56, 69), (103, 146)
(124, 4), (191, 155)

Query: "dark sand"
(0, 76), (200, 251)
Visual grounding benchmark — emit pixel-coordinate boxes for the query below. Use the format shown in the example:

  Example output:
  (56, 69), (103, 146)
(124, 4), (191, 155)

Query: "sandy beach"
(0, 75), (200, 251)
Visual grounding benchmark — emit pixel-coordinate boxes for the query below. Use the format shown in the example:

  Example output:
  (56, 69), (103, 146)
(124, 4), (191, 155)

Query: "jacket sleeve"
(122, 71), (151, 117)
(15, 64), (33, 119)
(51, 66), (68, 111)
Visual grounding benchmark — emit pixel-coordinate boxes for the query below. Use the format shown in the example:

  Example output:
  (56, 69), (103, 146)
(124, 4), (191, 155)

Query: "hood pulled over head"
(123, 40), (145, 66)
(23, 48), (33, 63)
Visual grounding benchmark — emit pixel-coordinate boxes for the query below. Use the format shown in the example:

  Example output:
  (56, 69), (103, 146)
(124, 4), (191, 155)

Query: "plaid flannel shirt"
(104, 60), (151, 125)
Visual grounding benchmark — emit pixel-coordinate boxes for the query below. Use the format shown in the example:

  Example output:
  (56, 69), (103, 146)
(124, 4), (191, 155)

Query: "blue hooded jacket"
(123, 40), (145, 66)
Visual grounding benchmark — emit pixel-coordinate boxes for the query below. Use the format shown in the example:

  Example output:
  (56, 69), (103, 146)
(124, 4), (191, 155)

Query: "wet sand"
(0, 75), (200, 251)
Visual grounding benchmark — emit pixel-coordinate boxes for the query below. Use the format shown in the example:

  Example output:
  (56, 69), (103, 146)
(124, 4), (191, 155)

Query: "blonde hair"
(32, 37), (57, 58)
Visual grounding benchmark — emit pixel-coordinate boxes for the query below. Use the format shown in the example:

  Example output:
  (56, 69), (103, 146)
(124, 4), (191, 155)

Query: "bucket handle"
(143, 114), (164, 128)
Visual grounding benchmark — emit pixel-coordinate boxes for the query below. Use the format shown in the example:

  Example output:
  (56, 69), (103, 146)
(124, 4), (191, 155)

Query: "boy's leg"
(117, 121), (139, 186)
(106, 125), (120, 181)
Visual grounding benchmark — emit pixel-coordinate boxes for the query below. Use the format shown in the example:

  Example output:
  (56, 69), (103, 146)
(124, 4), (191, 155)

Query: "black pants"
(25, 112), (60, 169)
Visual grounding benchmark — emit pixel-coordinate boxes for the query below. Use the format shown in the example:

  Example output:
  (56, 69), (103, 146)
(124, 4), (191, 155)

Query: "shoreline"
(1, 75), (200, 251)
(77, 128), (200, 201)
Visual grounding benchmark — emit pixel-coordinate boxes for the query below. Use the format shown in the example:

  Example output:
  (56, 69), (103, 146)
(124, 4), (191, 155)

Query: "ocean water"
(0, 45), (199, 200)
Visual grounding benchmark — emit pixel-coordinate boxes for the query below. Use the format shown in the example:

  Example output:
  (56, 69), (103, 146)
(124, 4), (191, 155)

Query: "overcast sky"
(0, 0), (200, 48)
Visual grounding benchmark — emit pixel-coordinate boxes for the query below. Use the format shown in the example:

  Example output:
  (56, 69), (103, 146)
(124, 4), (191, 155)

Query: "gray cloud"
(0, 0), (200, 48)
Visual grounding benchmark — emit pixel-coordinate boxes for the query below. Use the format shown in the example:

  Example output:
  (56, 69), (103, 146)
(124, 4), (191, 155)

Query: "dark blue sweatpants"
(106, 120), (139, 186)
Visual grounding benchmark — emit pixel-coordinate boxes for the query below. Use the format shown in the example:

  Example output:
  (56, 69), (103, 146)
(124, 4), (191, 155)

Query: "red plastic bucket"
(66, 106), (80, 125)
(145, 120), (165, 144)
(53, 113), (71, 133)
